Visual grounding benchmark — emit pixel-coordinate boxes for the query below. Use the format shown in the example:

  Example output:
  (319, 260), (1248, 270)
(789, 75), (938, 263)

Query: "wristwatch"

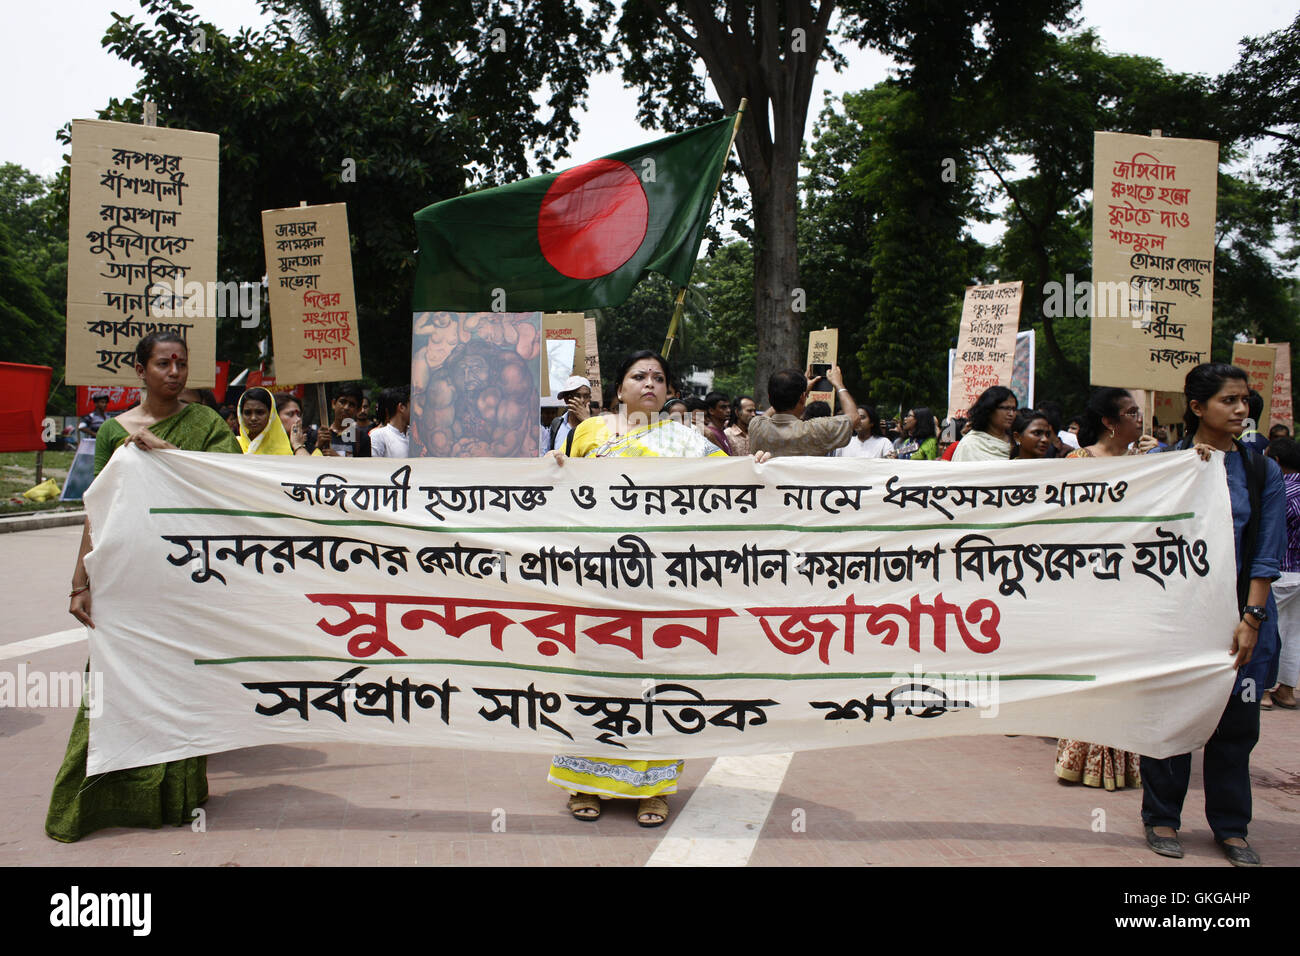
(1243, 605), (1268, 624)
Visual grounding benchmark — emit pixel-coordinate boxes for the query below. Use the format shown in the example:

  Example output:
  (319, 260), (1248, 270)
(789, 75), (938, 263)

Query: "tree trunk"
(750, 157), (801, 404)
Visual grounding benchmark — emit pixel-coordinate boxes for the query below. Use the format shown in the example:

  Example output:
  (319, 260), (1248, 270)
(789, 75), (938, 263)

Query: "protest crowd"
(53, 327), (1293, 867)
(25, 11), (1297, 871)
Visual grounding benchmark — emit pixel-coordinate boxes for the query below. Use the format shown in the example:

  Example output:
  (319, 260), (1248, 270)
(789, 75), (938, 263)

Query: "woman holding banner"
(545, 349), (767, 827)
(1141, 365), (1283, 866)
(1054, 389), (1158, 790)
(49, 331), (241, 843)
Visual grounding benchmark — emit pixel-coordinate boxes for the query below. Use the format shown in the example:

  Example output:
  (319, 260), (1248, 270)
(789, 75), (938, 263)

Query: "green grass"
(0, 450), (82, 513)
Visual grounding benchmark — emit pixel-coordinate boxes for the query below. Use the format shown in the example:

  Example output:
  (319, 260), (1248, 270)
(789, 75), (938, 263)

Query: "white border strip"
(0, 628), (87, 661)
(645, 752), (793, 867)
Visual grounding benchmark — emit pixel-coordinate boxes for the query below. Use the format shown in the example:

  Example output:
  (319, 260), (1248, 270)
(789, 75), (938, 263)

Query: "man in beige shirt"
(749, 366), (859, 458)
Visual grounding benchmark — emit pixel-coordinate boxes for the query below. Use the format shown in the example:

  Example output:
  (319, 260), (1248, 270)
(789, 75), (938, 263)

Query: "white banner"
(83, 448), (1240, 774)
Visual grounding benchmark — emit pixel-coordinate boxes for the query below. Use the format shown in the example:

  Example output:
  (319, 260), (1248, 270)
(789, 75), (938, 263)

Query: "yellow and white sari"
(547, 414), (725, 798)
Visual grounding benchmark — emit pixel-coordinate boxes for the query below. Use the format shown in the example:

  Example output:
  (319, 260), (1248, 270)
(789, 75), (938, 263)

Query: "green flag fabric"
(413, 116), (735, 312)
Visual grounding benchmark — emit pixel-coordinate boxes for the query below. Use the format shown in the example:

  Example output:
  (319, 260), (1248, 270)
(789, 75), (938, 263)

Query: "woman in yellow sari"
(237, 387), (311, 455)
(546, 350), (745, 827)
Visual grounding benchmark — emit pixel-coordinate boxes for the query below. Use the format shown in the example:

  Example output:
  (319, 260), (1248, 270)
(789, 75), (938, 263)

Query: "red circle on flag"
(538, 159), (648, 280)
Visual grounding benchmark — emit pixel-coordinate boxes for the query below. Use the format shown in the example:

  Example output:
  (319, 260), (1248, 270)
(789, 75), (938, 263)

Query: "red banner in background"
(78, 362), (232, 413)
(77, 385), (140, 415)
(213, 361), (230, 404)
(247, 369), (304, 399)
(0, 363), (52, 452)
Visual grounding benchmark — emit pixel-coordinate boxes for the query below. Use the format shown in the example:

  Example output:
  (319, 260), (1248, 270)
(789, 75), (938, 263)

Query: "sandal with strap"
(567, 792), (601, 821)
(637, 796), (669, 828)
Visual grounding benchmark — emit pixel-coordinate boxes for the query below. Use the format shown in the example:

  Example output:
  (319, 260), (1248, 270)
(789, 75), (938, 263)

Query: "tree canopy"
(95, 0), (612, 387)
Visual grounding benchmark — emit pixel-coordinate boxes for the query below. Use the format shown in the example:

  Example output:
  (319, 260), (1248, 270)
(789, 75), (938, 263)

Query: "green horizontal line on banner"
(152, 507), (1194, 533)
(194, 655), (1095, 682)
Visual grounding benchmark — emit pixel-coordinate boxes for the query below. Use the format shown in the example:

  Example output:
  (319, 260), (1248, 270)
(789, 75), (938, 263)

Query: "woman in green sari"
(49, 331), (240, 842)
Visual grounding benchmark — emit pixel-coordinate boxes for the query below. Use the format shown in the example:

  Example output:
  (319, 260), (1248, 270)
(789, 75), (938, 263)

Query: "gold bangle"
(70, 584), (90, 597)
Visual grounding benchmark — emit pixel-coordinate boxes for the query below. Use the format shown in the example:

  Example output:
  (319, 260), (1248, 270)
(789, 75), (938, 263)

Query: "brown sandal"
(637, 796), (669, 828)
(567, 793), (601, 820)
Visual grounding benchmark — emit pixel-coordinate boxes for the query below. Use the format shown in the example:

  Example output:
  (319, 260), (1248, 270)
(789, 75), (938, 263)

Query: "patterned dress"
(1053, 446), (1141, 790)
(547, 415), (726, 799)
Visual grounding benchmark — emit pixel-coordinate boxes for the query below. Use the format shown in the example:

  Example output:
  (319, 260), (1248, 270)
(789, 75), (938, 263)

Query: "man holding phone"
(544, 375), (593, 456)
(749, 365), (859, 458)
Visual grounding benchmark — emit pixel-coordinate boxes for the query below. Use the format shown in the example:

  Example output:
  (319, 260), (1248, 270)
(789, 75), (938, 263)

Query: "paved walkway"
(5, 526), (1300, 866)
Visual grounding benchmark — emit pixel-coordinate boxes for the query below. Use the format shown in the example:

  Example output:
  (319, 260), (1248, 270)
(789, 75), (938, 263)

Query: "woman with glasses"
(951, 386), (1018, 461)
(892, 407), (938, 460)
(1054, 387), (1158, 790)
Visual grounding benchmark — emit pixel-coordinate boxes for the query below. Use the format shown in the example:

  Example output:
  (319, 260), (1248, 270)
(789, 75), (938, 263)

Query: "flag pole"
(661, 99), (747, 361)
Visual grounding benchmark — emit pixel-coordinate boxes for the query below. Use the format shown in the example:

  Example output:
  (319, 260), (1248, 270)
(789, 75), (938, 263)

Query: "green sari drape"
(47, 402), (239, 842)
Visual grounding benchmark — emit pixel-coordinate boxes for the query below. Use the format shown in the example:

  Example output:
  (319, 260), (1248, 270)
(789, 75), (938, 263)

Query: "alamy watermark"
(1042, 275), (1154, 325)
(887, 667), (1000, 718)
(0, 664), (102, 717)
(149, 277), (262, 328)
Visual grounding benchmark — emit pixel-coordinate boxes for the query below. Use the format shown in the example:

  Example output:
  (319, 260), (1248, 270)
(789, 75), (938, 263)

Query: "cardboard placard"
(262, 203), (362, 384)
(948, 282), (1023, 421)
(1090, 131), (1219, 391)
(541, 312), (587, 397)
(1231, 342), (1277, 432)
(65, 120), (219, 386)
(1153, 391), (1187, 434)
(584, 315), (602, 401)
(805, 328), (838, 410)
(1271, 342), (1293, 430)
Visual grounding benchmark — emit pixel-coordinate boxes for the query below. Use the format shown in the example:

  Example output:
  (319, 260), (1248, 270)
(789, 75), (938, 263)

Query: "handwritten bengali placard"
(261, 203), (362, 384)
(65, 120), (219, 386)
(1090, 132), (1219, 391)
(584, 315), (602, 395)
(1271, 343), (1293, 431)
(805, 328), (839, 410)
(948, 282), (1023, 421)
(1231, 342), (1277, 430)
(83, 446), (1239, 774)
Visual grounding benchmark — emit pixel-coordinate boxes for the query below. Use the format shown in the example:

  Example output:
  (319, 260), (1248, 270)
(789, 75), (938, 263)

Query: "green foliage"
(1219, 11), (1300, 256)
(0, 164), (72, 412)
(797, 90), (886, 403)
(592, 242), (757, 401)
(98, 0), (613, 387)
(977, 29), (1300, 413)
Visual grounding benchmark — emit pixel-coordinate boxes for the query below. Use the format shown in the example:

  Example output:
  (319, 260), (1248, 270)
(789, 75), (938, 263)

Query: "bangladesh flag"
(412, 115), (736, 312)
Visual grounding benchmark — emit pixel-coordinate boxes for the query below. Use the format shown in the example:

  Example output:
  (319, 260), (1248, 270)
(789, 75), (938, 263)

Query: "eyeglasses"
(1119, 407), (1142, 418)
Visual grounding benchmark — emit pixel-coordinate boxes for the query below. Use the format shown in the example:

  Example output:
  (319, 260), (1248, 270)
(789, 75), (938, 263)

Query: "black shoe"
(1144, 825), (1183, 858)
(1216, 839), (1261, 867)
